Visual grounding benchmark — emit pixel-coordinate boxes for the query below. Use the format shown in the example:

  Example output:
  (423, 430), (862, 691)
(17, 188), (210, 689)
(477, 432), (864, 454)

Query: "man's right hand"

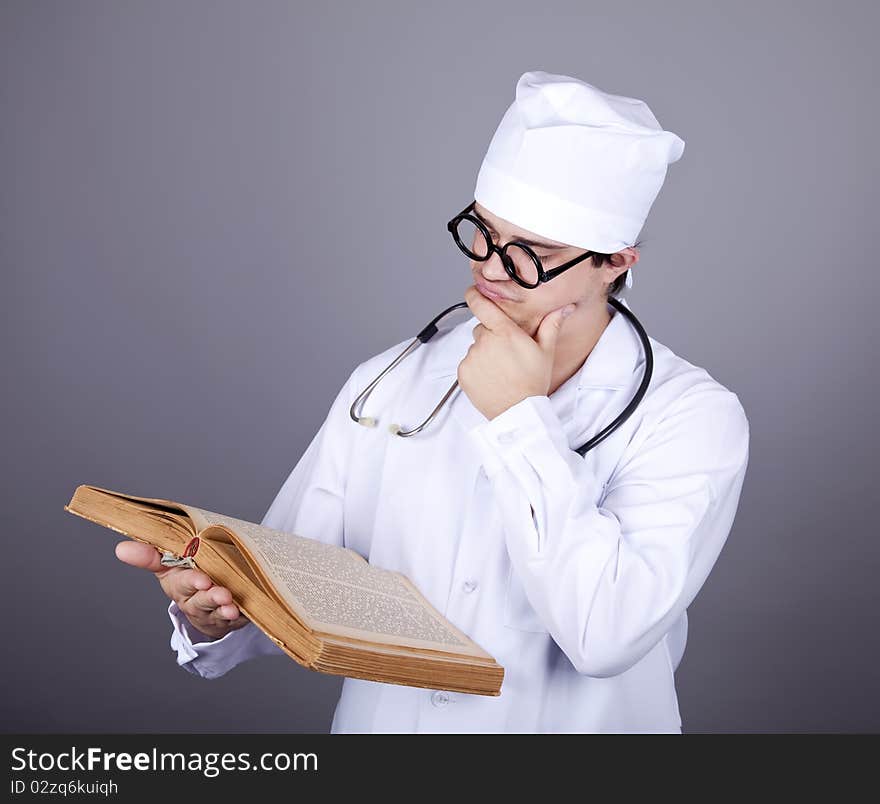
(115, 540), (251, 641)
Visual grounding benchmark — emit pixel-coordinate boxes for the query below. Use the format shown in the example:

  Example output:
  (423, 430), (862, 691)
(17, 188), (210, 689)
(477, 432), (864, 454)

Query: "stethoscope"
(350, 296), (653, 457)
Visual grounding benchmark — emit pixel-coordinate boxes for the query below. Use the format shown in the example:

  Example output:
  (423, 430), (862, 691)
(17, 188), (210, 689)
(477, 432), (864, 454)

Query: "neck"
(546, 300), (613, 396)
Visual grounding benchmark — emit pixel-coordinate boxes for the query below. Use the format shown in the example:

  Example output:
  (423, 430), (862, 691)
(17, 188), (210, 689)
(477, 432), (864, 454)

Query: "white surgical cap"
(474, 70), (686, 290)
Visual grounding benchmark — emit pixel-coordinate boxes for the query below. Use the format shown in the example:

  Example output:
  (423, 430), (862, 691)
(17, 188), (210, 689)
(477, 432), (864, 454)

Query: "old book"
(64, 484), (504, 696)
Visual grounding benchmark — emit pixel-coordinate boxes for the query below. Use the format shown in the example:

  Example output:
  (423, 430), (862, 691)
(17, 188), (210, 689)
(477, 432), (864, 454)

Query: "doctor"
(117, 70), (750, 733)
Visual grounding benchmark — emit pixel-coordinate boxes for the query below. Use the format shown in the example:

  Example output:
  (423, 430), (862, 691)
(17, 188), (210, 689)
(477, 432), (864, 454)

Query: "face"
(467, 201), (637, 335)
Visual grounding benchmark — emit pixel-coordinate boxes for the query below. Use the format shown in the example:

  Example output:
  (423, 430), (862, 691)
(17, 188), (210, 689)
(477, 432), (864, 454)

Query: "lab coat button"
(462, 579), (478, 593)
(431, 690), (450, 707)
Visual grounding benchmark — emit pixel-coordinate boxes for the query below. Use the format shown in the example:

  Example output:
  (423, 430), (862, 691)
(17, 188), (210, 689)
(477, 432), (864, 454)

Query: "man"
(117, 71), (750, 733)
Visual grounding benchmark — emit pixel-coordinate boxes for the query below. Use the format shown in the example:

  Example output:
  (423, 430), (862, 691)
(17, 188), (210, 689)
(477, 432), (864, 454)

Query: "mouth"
(474, 280), (517, 302)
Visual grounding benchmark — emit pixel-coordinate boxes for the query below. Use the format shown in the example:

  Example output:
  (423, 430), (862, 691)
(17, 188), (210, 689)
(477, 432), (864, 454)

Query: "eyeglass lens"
(453, 218), (540, 286)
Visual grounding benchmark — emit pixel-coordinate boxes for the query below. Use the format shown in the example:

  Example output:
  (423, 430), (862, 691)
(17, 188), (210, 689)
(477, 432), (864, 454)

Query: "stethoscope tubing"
(350, 297), (653, 456)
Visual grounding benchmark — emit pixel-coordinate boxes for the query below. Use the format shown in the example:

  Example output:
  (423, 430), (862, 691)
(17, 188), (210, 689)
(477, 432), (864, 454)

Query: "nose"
(476, 249), (510, 283)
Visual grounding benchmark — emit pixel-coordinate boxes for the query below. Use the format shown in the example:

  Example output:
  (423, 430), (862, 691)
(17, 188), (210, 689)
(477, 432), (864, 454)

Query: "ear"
(605, 247), (639, 284)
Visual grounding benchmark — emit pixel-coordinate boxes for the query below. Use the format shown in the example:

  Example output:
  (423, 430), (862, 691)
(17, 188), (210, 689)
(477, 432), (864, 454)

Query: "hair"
(591, 238), (644, 299)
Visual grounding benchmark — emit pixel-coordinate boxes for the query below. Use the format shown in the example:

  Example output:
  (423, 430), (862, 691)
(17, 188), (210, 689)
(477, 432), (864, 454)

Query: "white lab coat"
(167, 298), (749, 733)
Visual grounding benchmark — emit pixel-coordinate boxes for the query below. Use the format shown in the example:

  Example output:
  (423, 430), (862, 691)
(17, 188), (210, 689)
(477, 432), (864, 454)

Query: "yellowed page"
(186, 506), (492, 660)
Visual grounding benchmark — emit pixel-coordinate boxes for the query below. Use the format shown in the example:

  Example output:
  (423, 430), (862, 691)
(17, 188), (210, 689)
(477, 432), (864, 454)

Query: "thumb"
(115, 539), (166, 574)
(535, 303), (575, 353)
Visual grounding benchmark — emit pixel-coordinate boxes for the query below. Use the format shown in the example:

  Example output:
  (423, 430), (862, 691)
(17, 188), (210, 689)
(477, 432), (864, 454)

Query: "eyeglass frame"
(446, 200), (596, 289)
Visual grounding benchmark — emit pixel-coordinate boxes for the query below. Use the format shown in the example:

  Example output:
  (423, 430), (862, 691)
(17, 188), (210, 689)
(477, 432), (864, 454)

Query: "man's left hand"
(458, 284), (574, 421)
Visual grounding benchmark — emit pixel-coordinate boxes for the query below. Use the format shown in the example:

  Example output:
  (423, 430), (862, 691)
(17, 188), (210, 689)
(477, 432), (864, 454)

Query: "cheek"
(525, 283), (571, 310)
(552, 266), (593, 299)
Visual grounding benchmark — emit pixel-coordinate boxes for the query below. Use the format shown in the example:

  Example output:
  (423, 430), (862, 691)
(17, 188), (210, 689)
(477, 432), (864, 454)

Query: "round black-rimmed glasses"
(446, 200), (595, 289)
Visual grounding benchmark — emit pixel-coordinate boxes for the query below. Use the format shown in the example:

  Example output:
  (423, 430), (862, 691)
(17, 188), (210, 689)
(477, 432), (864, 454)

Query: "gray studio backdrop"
(3, 0), (878, 733)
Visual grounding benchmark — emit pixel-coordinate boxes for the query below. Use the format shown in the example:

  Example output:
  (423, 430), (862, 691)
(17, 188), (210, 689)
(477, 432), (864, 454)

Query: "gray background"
(3, 0), (878, 733)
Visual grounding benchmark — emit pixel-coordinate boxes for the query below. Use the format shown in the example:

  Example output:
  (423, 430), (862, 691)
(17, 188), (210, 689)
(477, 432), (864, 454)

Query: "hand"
(115, 540), (250, 641)
(457, 284), (574, 420)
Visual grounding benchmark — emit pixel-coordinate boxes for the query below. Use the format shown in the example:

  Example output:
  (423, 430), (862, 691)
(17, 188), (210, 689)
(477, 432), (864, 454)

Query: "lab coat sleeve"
(466, 387), (750, 679)
(168, 364), (360, 679)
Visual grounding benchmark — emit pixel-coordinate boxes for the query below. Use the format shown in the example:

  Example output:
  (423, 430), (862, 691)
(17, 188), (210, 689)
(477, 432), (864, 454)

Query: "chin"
(511, 311), (538, 332)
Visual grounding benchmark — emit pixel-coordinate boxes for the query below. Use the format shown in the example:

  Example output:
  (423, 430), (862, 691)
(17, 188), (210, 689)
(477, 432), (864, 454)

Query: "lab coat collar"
(422, 295), (643, 393)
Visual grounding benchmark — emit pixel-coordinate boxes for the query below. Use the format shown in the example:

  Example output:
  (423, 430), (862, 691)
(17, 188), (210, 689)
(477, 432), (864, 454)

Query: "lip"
(474, 280), (517, 302)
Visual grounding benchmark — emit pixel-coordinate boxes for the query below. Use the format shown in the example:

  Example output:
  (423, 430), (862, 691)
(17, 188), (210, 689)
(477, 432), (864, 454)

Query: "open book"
(64, 484), (504, 696)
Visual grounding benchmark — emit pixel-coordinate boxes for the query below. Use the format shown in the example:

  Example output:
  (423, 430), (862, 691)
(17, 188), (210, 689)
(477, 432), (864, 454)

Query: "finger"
(115, 540), (165, 573)
(189, 596), (241, 623)
(173, 568), (215, 598)
(188, 586), (234, 613)
(216, 604), (242, 621)
(464, 285), (514, 333)
(218, 612), (249, 628)
(535, 304), (575, 353)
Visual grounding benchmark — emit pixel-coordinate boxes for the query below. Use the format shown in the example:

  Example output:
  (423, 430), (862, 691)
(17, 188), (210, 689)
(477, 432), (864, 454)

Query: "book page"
(187, 507), (483, 656)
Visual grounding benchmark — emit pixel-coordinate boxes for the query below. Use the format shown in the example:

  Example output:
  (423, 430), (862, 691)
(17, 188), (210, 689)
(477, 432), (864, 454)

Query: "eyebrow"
(471, 208), (566, 250)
